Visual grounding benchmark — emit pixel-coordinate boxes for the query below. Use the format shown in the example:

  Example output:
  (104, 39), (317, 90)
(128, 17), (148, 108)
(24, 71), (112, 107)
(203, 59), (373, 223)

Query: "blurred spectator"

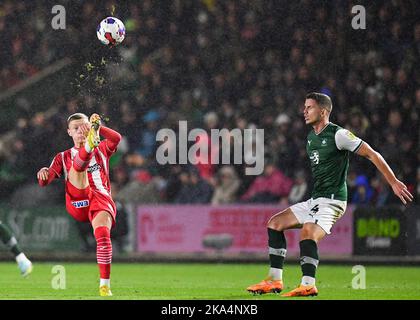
(175, 167), (213, 203)
(211, 166), (241, 205)
(347, 169), (358, 201)
(288, 170), (308, 204)
(241, 161), (293, 203)
(413, 166), (420, 203)
(111, 166), (130, 192)
(192, 111), (220, 181)
(351, 175), (374, 205)
(0, 1), (418, 206)
(415, 167), (420, 203)
(164, 164), (184, 202)
(117, 169), (162, 204)
(371, 174), (402, 207)
(136, 111), (160, 159)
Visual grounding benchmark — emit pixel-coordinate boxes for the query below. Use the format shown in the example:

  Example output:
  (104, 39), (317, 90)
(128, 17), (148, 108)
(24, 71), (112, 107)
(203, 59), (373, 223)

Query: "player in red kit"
(37, 112), (121, 297)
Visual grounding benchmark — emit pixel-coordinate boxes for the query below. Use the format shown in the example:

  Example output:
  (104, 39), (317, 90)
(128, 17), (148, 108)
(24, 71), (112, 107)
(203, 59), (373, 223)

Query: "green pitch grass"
(0, 262), (419, 300)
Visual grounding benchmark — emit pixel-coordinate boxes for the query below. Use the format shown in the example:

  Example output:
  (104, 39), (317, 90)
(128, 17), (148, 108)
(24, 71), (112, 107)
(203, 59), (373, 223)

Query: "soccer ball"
(96, 17), (126, 46)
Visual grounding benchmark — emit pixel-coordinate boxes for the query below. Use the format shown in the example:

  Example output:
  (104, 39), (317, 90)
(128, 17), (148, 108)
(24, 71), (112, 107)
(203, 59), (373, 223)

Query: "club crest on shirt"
(88, 163), (101, 173)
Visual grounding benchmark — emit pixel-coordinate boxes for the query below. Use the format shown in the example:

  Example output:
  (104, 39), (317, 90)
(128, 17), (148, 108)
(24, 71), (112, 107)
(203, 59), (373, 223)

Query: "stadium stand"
(0, 0), (418, 208)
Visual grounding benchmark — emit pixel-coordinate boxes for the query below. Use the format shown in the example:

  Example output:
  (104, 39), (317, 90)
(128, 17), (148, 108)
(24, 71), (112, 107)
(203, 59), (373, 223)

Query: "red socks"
(94, 226), (112, 279)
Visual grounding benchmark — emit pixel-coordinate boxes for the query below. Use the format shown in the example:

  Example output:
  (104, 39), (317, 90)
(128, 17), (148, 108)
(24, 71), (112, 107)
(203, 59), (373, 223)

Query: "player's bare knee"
(267, 211), (286, 230)
(300, 225), (315, 241)
(267, 220), (282, 231)
(300, 223), (324, 242)
(268, 208), (298, 231)
(92, 211), (113, 230)
(300, 229), (312, 240)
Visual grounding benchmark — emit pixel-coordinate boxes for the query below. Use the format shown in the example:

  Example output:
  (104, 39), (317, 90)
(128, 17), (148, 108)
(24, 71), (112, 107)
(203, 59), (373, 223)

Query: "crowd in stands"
(0, 0), (419, 207)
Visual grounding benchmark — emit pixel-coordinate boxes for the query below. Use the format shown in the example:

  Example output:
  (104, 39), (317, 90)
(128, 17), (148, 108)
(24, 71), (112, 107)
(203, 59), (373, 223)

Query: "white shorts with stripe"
(289, 197), (347, 234)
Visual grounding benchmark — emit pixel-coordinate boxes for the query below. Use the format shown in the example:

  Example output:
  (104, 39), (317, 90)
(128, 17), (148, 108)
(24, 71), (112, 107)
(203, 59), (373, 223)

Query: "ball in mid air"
(97, 17), (126, 46)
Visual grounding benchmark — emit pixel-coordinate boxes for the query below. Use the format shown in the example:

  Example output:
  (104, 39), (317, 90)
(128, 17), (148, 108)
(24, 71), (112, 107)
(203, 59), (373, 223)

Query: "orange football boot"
(281, 284), (318, 297)
(247, 277), (283, 294)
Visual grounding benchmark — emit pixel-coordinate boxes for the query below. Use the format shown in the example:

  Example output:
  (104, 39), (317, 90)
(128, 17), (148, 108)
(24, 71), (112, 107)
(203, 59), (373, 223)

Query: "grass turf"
(0, 262), (419, 300)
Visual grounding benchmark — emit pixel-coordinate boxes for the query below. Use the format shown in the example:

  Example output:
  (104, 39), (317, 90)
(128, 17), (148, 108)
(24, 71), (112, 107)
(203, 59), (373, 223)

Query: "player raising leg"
(66, 113), (120, 296)
(38, 113), (121, 296)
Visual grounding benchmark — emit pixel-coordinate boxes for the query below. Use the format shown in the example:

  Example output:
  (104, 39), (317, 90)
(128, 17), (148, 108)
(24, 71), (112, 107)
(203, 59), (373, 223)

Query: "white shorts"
(289, 197), (347, 234)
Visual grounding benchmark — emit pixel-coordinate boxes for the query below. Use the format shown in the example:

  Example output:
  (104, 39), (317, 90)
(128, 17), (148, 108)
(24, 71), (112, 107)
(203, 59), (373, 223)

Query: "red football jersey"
(39, 126), (121, 224)
(49, 141), (115, 198)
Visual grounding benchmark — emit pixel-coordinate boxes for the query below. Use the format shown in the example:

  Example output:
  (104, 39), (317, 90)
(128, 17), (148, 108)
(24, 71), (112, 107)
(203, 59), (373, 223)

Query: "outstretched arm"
(99, 126), (122, 153)
(37, 153), (63, 186)
(356, 142), (413, 205)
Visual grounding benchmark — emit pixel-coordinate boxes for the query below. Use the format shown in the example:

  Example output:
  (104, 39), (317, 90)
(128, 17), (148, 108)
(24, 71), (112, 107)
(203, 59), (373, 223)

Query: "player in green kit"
(0, 221), (32, 277)
(247, 92), (413, 297)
